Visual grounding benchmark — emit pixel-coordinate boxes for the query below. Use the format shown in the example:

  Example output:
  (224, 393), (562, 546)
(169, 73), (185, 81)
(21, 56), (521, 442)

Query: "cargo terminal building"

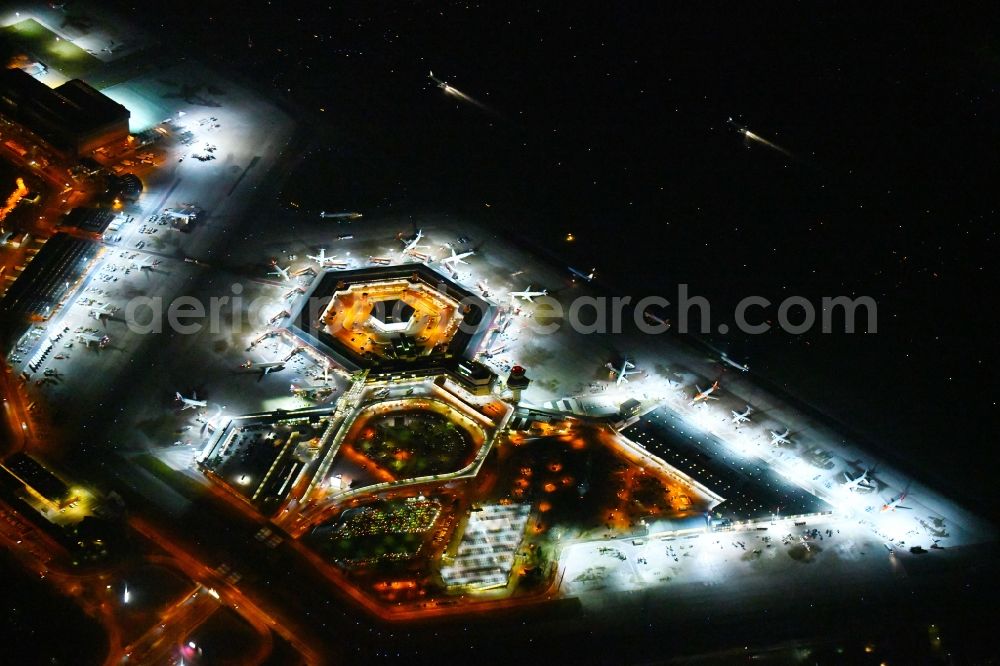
(0, 67), (130, 157)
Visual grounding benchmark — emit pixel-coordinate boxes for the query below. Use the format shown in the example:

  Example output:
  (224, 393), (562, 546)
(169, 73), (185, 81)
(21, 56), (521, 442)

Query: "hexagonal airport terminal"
(289, 265), (495, 369)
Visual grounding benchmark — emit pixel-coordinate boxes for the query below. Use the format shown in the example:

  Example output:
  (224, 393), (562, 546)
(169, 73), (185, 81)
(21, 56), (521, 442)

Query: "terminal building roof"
(0, 232), (97, 322)
(0, 67), (130, 154)
(624, 407), (832, 522)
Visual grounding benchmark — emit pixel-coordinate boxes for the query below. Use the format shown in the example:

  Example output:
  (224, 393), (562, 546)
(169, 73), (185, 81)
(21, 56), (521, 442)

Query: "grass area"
(352, 412), (474, 478)
(315, 531), (425, 564)
(2, 19), (101, 79)
(132, 453), (205, 498)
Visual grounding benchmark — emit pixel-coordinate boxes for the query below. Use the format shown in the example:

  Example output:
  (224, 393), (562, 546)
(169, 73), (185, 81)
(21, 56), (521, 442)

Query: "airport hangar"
(0, 67), (130, 158)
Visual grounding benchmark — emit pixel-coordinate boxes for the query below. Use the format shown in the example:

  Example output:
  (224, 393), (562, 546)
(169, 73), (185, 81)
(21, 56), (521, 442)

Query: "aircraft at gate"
(175, 391), (207, 410)
(770, 429), (792, 446)
(401, 229), (427, 255)
(606, 359), (641, 386)
(881, 485), (913, 512)
(269, 263), (292, 281)
(509, 286), (547, 303)
(439, 247), (474, 268)
(731, 406), (752, 424)
(307, 248), (339, 267)
(843, 467), (876, 492)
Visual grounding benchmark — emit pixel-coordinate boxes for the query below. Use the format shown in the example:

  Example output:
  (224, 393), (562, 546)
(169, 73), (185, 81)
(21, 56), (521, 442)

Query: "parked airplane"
(510, 286), (547, 303)
(175, 391), (207, 410)
(689, 380), (720, 405)
(163, 208), (198, 223)
(439, 247), (474, 268)
(260, 363), (284, 376)
(770, 429), (792, 446)
(315, 360), (332, 384)
(307, 248), (338, 267)
(130, 255), (159, 271)
(269, 263), (291, 281)
(89, 303), (115, 319)
(245, 361), (284, 381)
(731, 406), (753, 424)
(881, 485), (912, 512)
(843, 467), (876, 492)
(401, 229), (427, 255)
(77, 333), (109, 348)
(606, 359), (641, 386)
(568, 266), (596, 282)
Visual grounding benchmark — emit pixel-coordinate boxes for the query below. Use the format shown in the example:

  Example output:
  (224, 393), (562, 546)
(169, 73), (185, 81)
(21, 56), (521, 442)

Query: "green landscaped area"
(2, 18), (101, 79)
(132, 453), (206, 497)
(307, 499), (441, 565)
(349, 411), (474, 479)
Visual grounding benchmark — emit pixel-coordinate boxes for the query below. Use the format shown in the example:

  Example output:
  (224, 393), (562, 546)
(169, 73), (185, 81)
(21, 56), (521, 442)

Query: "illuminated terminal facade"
(289, 264), (496, 372)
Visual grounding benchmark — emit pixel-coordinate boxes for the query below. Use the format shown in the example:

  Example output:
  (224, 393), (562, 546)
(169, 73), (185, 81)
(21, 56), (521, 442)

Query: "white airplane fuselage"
(176, 391), (206, 409)
(770, 429), (791, 445)
(510, 286), (546, 303)
(731, 406), (752, 424)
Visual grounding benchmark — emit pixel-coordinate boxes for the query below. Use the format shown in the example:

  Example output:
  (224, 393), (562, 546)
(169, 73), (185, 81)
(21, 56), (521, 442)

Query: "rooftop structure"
(624, 407), (833, 522)
(440, 503), (532, 590)
(289, 264), (495, 372)
(0, 232), (98, 324)
(0, 67), (130, 156)
(62, 207), (116, 235)
(1, 452), (69, 506)
(199, 407), (339, 515)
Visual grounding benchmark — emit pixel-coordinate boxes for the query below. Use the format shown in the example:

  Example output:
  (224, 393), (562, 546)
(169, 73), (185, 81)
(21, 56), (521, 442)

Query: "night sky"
(107, 1), (999, 516)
